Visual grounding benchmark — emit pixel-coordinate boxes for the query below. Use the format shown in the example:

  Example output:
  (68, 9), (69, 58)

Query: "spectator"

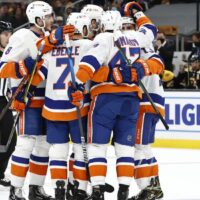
(174, 54), (200, 89)
(0, 3), (9, 22)
(156, 31), (175, 72)
(188, 32), (200, 61)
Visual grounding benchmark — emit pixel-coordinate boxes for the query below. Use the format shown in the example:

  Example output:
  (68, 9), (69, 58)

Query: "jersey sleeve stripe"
(80, 55), (101, 72)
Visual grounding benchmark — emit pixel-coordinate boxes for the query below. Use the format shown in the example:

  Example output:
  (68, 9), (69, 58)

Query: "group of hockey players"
(0, 1), (166, 200)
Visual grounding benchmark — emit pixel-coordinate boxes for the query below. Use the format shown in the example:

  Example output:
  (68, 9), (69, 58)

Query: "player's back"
(86, 31), (144, 98)
(42, 39), (92, 121)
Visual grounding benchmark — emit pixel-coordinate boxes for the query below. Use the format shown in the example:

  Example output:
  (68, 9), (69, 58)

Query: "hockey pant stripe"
(134, 158), (158, 179)
(73, 160), (88, 181)
(50, 160), (68, 180)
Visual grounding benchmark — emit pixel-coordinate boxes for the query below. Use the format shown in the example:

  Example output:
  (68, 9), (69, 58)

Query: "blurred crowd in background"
(0, 0), (199, 90)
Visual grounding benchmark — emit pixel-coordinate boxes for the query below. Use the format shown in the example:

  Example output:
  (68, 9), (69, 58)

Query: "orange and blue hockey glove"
(68, 81), (85, 107)
(131, 59), (150, 82)
(11, 85), (36, 112)
(124, 1), (143, 19)
(16, 57), (43, 78)
(49, 25), (75, 45)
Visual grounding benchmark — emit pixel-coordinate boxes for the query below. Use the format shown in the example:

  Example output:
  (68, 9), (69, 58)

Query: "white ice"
(0, 146), (200, 200)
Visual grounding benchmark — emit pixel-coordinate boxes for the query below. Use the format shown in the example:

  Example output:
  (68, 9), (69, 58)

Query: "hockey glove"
(68, 81), (85, 107)
(16, 57), (44, 78)
(124, 1), (143, 18)
(49, 25), (75, 45)
(112, 66), (134, 84)
(17, 57), (35, 78)
(11, 85), (36, 112)
(131, 59), (150, 82)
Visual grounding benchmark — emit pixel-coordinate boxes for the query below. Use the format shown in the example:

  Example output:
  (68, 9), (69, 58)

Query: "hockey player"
(81, 4), (104, 39)
(0, 21), (16, 187)
(0, 1), (74, 200)
(29, 12), (93, 200)
(120, 16), (165, 200)
(67, 2), (162, 199)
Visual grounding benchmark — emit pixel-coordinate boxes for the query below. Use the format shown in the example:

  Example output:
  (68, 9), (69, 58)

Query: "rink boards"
(154, 91), (200, 149)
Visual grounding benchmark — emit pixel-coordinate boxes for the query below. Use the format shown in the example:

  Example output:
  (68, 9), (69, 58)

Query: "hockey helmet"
(66, 12), (90, 38)
(101, 11), (122, 32)
(121, 17), (135, 31)
(26, 1), (53, 28)
(81, 4), (104, 32)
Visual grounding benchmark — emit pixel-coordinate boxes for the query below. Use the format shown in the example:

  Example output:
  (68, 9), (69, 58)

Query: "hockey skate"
(117, 184), (129, 200)
(55, 180), (66, 200)
(9, 185), (26, 200)
(29, 185), (54, 200)
(0, 177), (11, 187)
(128, 176), (164, 200)
(86, 185), (105, 200)
(72, 181), (88, 200)
(66, 182), (74, 200)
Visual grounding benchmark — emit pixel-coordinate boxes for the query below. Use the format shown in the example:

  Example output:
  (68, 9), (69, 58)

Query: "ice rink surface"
(1, 146), (200, 200)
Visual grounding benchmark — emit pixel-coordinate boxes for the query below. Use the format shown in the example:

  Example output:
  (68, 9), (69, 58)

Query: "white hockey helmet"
(81, 4), (104, 31)
(66, 12), (90, 38)
(101, 11), (122, 32)
(26, 1), (53, 28)
(121, 17), (135, 25)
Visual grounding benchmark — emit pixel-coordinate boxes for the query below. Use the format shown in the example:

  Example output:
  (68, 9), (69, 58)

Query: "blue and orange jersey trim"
(139, 93), (165, 116)
(42, 94), (91, 121)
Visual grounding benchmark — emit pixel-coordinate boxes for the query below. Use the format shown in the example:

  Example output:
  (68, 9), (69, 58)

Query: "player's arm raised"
(124, 1), (157, 48)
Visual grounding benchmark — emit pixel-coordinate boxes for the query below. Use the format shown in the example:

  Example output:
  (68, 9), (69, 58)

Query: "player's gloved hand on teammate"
(124, 1), (143, 19)
(16, 57), (44, 78)
(112, 65), (133, 84)
(68, 81), (85, 107)
(17, 57), (35, 78)
(131, 59), (151, 81)
(11, 85), (36, 112)
(49, 25), (75, 45)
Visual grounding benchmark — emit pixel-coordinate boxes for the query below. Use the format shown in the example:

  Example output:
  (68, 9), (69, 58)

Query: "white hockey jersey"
(36, 39), (93, 121)
(140, 46), (165, 116)
(77, 20), (157, 98)
(1, 28), (45, 108)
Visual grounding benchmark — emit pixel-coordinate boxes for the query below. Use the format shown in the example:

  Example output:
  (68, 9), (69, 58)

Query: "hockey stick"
(0, 112), (19, 153)
(114, 39), (169, 130)
(23, 40), (45, 103)
(65, 35), (114, 193)
(0, 76), (28, 121)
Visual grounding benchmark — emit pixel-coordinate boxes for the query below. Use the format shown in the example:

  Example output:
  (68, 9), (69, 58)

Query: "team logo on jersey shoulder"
(139, 28), (147, 35)
(5, 47), (12, 55)
(93, 43), (99, 48)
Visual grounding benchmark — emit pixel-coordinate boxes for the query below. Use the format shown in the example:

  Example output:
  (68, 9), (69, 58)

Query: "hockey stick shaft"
(114, 40), (169, 130)
(0, 76), (28, 121)
(65, 35), (88, 164)
(23, 40), (45, 103)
